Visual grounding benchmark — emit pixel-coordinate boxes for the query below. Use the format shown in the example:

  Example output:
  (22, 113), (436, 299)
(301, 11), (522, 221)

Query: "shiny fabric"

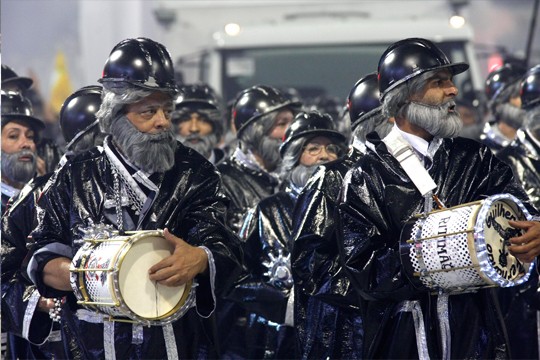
(228, 184), (298, 359)
(29, 140), (243, 359)
(495, 129), (540, 359)
(1, 174), (69, 359)
(291, 147), (364, 359)
(338, 133), (538, 359)
(496, 129), (540, 210)
(216, 149), (281, 359)
(217, 149), (279, 233)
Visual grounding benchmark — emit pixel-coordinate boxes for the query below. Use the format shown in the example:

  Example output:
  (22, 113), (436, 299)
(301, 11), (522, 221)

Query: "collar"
(395, 123), (430, 157)
(232, 147), (280, 183)
(351, 136), (367, 155)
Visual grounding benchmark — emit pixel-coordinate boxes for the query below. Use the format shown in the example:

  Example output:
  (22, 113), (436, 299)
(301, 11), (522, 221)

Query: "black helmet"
(98, 37), (177, 94)
(1, 90), (44, 132)
(520, 64), (540, 110)
(347, 73), (381, 130)
(378, 38), (469, 101)
(2, 65), (33, 91)
(232, 85), (301, 136)
(485, 63), (527, 103)
(59, 85), (103, 149)
(174, 83), (224, 138)
(280, 110), (346, 156)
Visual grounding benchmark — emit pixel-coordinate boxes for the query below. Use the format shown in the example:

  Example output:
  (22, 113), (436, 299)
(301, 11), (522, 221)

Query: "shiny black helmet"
(59, 85), (103, 149)
(232, 85), (301, 136)
(1, 90), (44, 132)
(98, 37), (177, 94)
(174, 83), (224, 138)
(485, 63), (526, 103)
(280, 110), (346, 156)
(378, 38), (469, 101)
(520, 64), (540, 110)
(1, 64), (33, 91)
(347, 73), (381, 130)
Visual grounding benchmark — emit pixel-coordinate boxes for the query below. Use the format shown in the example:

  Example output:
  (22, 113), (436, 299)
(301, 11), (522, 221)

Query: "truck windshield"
(219, 41), (475, 104)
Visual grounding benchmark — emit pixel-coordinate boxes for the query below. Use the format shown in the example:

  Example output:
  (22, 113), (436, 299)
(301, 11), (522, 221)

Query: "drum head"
(477, 196), (533, 285)
(117, 234), (186, 320)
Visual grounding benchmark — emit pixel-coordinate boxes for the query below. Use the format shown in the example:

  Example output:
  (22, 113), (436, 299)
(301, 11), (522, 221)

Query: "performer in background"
(1, 91), (45, 215)
(216, 85), (300, 359)
(1, 85), (105, 360)
(495, 64), (540, 359)
(291, 73), (391, 359)
(232, 110), (347, 359)
(481, 63), (527, 153)
(338, 38), (540, 359)
(173, 83), (226, 164)
(26, 37), (243, 359)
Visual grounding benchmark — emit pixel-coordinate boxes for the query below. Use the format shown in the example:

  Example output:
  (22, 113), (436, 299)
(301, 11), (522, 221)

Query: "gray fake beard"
(1, 150), (37, 184)
(176, 132), (219, 159)
(110, 115), (177, 173)
(496, 103), (526, 129)
(256, 136), (282, 172)
(405, 100), (463, 138)
(524, 107), (540, 139)
(290, 163), (320, 189)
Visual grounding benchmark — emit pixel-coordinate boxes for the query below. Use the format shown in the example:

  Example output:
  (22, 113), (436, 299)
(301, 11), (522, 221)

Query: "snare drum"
(400, 194), (534, 293)
(70, 230), (195, 325)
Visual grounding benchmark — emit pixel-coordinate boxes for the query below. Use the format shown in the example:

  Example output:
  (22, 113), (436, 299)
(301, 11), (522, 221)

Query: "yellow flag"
(49, 50), (73, 114)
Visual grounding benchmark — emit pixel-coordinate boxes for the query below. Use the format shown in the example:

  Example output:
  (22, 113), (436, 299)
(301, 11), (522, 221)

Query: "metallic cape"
(338, 133), (538, 359)
(291, 146), (364, 359)
(28, 141), (243, 359)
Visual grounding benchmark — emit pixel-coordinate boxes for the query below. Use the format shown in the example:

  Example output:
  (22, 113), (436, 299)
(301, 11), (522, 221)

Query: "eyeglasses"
(303, 143), (342, 157)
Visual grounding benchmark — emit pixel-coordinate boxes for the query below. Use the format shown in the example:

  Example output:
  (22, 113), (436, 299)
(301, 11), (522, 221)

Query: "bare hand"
(148, 228), (208, 287)
(37, 297), (56, 312)
(507, 220), (540, 263)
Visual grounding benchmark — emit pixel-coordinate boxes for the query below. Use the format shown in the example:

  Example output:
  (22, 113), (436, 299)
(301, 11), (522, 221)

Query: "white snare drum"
(70, 230), (195, 325)
(400, 194), (534, 293)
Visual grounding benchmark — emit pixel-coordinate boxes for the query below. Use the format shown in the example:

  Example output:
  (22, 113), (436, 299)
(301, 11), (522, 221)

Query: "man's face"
(1, 119), (38, 185)
(1, 120), (37, 154)
(412, 69), (458, 107)
(125, 92), (174, 134)
(268, 109), (294, 140)
(177, 112), (214, 138)
(299, 136), (340, 166)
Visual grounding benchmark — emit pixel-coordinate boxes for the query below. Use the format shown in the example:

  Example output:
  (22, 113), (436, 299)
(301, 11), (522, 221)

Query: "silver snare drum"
(400, 194), (534, 293)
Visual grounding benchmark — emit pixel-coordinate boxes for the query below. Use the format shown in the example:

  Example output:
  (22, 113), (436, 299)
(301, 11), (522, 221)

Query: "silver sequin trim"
(395, 300), (430, 360)
(198, 246), (216, 317)
(163, 323), (178, 360)
(437, 292), (451, 360)
(132, 323), (144, 345)
(22, 290), (41, 341)
(104, 321), (116, 360)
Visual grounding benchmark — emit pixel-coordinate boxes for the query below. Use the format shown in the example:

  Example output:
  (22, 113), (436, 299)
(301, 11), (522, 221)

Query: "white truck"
(177, 13), (483, 105)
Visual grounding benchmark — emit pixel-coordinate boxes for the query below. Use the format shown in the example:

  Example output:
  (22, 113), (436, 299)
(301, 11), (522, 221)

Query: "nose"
(445, 80), (458, 98)
(189, 118), (200, 133)
(153, 109), (171, 130)
(20, 135), (34, 150)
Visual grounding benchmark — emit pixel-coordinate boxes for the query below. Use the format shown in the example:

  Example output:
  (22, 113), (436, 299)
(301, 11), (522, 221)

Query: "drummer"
(26, 37), (243, 359)
(337, 38), (540, 359)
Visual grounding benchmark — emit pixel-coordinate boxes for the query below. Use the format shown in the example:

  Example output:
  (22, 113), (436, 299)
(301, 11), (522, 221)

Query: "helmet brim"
(1, 115), (45, 132)
(236, 100), (302, 136)
(381, 62), (469, 101)
(2, 77), (34, 91)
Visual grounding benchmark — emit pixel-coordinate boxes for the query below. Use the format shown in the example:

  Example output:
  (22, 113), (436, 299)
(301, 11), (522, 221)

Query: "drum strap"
(382, 127), (437, 196)
(437, 292), (451, 360)
(395, 300), (430, 360)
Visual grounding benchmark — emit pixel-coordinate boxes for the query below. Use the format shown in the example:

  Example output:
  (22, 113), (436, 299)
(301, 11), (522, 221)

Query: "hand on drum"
(148, 228), (209, 287)
(508, 220), (540, 263)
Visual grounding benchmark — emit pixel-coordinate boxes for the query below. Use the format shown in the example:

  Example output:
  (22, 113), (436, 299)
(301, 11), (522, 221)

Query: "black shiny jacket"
(497, 129), (540, 210)
(1, 174), (67, 359)
(338, 134), (537, 359)
(291, 146), (364, 359)
(217, 150), (279, 233)
(29, 141), (243, 359)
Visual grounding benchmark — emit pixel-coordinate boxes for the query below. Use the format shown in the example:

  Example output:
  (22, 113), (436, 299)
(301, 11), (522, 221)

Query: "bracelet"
(48, 298), (62, 322)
